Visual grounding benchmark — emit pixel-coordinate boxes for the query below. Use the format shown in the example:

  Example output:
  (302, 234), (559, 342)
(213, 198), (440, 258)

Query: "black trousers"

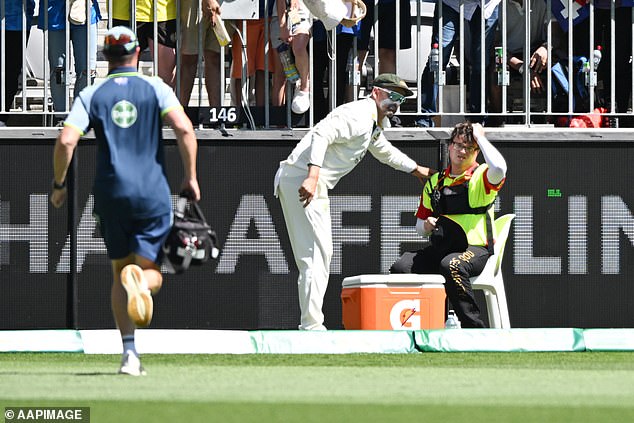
(390, 244), (491, 328)
(0, 29), (31, 124)
(312, 31), (354, 122)
(572, 8), (632, 115)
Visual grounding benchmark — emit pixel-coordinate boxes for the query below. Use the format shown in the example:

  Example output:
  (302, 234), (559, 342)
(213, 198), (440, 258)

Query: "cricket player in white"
(274, 73), (434, 330)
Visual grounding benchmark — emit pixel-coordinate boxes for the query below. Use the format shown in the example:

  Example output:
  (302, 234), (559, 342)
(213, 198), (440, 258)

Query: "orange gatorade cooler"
(341, 274), (446, 330)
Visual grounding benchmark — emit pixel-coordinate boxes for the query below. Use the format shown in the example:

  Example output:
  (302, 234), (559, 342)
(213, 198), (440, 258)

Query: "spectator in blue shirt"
(38, 0), (101, 118)
(569, 1), (633, 124)
(417, 0), (500, 127)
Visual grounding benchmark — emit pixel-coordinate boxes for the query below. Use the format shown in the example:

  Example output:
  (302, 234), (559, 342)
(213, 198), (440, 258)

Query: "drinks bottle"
(430, 42), (439, 84)
(277, 43), (300, 83)
(445, 310), (461, 329)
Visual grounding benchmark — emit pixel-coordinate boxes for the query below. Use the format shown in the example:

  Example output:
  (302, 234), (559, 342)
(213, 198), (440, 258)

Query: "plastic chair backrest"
(492, 214), (515, 275)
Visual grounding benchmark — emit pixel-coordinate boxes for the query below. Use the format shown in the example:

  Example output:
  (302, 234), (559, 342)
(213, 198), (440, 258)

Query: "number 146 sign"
(195, 107), (241, 126)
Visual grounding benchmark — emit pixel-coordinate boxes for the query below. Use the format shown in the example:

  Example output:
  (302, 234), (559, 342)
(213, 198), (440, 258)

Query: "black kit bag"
(162, 195), (220, 274)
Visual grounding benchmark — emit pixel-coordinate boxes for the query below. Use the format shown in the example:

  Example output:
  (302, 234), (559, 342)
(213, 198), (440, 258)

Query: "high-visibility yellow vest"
(422, 164), (502, 247)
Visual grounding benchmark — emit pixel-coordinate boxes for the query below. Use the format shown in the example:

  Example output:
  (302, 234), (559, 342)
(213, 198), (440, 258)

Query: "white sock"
(122, 335), (138, 356)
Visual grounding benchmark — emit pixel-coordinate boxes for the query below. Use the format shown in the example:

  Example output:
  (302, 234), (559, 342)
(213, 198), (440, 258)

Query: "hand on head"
(472, 123), (485, 140)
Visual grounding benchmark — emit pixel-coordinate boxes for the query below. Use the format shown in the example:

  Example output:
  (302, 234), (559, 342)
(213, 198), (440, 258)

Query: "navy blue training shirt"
(65, 66), (183, 219)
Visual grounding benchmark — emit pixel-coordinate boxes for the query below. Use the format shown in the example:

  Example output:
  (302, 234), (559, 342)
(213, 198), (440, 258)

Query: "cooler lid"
(341, 274), (445, 287)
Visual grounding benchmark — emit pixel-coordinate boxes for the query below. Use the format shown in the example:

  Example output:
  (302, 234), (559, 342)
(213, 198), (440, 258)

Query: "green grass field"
(1, 352), (634, 422)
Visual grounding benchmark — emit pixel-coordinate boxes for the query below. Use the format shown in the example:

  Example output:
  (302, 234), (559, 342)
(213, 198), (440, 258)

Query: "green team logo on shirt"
(111, 100), (137, 128)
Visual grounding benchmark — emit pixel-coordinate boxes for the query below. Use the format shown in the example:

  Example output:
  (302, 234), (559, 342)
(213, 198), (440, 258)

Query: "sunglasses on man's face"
(376, 87), (406, 104)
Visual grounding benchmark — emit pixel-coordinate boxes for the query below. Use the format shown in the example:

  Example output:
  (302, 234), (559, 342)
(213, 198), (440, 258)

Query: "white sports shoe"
(291, 90), (310, 114)
(120, 264), (153, 327)
(298, 323), (327, 331)
(118, 352), (146, 376)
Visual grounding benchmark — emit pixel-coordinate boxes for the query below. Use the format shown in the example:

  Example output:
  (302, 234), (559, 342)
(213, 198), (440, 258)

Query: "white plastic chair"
(470, 214), (515, 329)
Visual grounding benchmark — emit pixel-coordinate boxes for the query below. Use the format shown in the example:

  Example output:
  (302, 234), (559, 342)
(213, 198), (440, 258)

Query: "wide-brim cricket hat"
(373, 73), (414, 97)
(103, 26), (139, 57)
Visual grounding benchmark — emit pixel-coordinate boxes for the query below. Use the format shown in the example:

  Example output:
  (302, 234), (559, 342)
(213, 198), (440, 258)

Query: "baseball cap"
(373, 73), (413, 97)
(103, 26), (139, 57)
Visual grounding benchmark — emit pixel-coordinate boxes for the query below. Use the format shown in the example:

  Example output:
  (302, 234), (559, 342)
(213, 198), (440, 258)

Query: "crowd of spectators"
(0, 0), (632, 128)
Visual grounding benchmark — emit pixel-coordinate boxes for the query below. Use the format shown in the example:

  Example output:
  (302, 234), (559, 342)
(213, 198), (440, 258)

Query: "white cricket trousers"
(275, 163), (332, 330)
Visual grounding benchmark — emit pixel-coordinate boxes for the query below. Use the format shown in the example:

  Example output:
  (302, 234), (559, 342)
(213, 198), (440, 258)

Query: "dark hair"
(105, 51), (136, 67)
(450, 122), (477, 147)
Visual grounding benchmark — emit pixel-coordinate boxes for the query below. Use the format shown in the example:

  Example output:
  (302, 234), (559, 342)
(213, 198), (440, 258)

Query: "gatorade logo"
(111, 100), (137, 128)
(389, 299), (421, 330)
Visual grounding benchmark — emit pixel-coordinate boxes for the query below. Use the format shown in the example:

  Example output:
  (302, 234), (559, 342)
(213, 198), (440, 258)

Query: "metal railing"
(1, 0), (632, 128)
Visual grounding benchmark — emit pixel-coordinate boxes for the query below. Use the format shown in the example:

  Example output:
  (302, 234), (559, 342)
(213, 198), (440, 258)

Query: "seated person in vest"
(390, 122), (507, 328)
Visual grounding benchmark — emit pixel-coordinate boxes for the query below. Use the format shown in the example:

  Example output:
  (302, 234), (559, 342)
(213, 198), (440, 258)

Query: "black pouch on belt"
(430, 215), (468, 256)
